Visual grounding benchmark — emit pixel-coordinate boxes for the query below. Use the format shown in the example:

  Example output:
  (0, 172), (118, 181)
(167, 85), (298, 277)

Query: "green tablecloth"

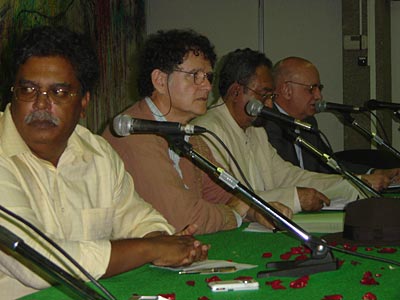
(21, 222), (400, 300)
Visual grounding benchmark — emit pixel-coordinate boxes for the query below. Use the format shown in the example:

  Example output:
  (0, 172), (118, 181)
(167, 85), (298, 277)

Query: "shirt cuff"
(232, 210), (243, 228)
(293, 187), (302, 213)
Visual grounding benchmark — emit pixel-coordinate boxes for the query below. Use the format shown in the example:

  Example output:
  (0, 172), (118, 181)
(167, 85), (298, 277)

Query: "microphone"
(246, 99), (317, 132)
(113, 114), (207, 137)
(315, 100), (365, 113)
(365, 99), (400, 111)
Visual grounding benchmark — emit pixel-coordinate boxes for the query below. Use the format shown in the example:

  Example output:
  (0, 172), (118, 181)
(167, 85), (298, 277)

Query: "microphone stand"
(0, 225), (108, 300)
(285, 130), (381, 198)
(167, 135), (338, 277)
(342, 113), (400, 160)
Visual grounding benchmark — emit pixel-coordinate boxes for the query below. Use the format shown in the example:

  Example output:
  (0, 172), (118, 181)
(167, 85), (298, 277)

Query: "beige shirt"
(0, 104), (173, 299)
(192, 98), (360, 212)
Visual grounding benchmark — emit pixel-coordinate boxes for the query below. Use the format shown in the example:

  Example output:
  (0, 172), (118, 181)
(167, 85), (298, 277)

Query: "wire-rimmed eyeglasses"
(173, 69), (213, 85)
(285, 81), (324, 94)
(11, 86), (79, 104)
(242, 85), (277, 101)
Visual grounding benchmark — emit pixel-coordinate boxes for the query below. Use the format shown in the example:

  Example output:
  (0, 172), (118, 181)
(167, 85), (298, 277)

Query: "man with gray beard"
(0, 26), (208, 299)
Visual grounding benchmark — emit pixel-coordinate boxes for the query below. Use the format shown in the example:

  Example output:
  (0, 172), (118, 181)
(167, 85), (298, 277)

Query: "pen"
(178, 266), (237, 274)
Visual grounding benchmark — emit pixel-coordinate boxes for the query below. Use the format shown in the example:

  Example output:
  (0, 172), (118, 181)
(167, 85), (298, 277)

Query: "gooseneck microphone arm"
(285, 130), (381, 198)
(341, 113), (400, 160)
(167, 135), (338, 277)
(0, 225), (108, 300)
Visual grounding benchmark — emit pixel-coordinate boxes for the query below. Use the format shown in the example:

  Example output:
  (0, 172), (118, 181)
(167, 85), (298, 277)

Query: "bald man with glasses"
(262, 56), (400, 191)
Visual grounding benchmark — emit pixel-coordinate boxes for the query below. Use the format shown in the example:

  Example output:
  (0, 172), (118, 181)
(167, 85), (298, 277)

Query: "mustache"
(24, 111), (60, 126)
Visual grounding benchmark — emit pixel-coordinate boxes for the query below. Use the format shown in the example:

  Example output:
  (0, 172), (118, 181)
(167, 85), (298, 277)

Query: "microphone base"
(257, 250), (339, 278)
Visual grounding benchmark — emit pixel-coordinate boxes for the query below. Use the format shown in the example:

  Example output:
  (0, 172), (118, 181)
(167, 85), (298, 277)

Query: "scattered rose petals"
(234, 276), (253, 281)
(338, 260), (345, 267)
(262, 252), (273, 258)
(375, 273), (382, 277)
(159, 294), (175, 300)
(197, 297), (209, 300)
(322, 294), (343, 300)
(351, 260), (361, 266)
(365, 247), (374, 251)
(377, 247), (397, 253)
(205, 276), (221, 283)
(343, 243), (358, 251)
(362, 292), (377, 300)
(289, 275), (309, 289)
(265, 279), (286, 290)
(360, 271), (379, 285)
(186, 280), (195, 286)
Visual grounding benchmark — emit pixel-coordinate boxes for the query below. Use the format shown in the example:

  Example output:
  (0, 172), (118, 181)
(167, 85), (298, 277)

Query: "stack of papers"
(245, 211), (345, 233)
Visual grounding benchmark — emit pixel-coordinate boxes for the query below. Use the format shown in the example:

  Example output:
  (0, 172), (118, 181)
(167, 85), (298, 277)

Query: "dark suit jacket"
(259, 105), (371, 174)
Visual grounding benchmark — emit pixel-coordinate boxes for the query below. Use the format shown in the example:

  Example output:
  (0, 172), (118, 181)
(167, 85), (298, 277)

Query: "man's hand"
(297, 187), (330, 211)
(148, 233), (209, 267)
(362, 168), (400, 191)
(246, 202), (293, 230)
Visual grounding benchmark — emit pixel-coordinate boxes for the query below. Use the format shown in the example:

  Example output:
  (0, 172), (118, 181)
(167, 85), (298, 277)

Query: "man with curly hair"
(0, 26), (208, 299)
(103, 29), (292, 234)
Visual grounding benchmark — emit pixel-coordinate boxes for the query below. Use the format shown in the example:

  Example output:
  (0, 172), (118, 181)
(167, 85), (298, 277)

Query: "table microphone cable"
(0, 205), (116, 300)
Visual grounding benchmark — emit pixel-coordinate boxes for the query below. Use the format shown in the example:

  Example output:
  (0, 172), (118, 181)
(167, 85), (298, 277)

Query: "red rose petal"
(360, 271), (379, 285)
(295, 254), (309, 261)
(351, 260), (361, 266)
(338, 260), (345, 267)
(365, 247), (374, 251)
(205, 276), (221, 283)
(265, 279), (286, 290)
(186, 280), (195, 286)
(322, 294), (343, 300)
(362, 292), (377, 300)
(377, 247), (397, 253)
(280, 252), (292, 260)
(289, 275), (309, 289)
(262, 252), (273, 258)
(197, 297), (209, 300)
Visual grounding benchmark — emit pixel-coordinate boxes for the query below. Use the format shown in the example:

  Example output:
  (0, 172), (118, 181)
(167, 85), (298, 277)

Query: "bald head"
(272, 57), (323, 120)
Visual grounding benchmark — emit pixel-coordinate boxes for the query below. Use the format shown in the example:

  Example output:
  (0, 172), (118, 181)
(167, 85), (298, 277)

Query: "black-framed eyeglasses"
(173, 69), (213, 85)
(285, 81), (324, 94)
(242, 85), (277, 101)
(11, 85), (79, 104)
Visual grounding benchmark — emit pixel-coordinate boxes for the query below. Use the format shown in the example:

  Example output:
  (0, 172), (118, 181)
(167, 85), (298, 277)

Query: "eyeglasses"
(242, 85), (277, 101)
(11, 86), (79, 104)
(285, 81), (324, 94)
(173, 69), (213, 85)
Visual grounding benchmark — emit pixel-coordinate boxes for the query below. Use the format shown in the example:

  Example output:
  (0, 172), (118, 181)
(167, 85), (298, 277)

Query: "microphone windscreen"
(246, 99), (263, 116)
(315, 101), (326, 113)
(113, 115), (131, 136)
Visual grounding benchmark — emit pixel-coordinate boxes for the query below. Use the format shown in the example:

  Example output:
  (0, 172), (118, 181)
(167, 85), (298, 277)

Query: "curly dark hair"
(13, 25), (99, 94)
(137, 29), (216, 98)
(218, 48), (272, 97)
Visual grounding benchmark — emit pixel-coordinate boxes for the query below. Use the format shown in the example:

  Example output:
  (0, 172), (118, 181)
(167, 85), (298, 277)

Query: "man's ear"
(280, 81), (292, 100)
(227, 82), (242, 101)
(80, 92), (90, 118)
(151, 69), (168, 94)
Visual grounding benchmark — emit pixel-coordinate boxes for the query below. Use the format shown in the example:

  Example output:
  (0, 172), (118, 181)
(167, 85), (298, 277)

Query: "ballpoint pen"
(178, 266), (237, 274)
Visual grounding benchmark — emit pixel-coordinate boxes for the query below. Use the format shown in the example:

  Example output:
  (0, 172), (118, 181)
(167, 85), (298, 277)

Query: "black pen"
(178, 266), (236, 274)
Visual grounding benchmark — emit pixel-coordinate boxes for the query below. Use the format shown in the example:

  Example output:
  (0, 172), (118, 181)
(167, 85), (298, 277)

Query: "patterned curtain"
(0, 0), (145, 134)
